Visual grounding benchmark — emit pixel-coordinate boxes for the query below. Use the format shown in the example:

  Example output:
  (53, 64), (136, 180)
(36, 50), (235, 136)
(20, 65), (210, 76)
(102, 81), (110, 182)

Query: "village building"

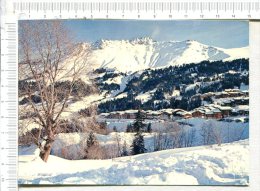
(212, 108), (222, 119)
(146, 110), (161, 119)
(123, 110), (139, 119)
(191, 110), (205, 118)
(233, 105), (249, 116)
(217, 106), (232, 117)
(205, 111), (214, 118)
(233, 97), (249, 105)
(175, 111), (192, 119)
(161, 110), (174, 120)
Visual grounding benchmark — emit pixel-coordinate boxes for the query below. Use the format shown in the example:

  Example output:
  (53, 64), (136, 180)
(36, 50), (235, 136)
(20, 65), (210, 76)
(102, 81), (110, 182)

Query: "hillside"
(97, 58), (249, 113)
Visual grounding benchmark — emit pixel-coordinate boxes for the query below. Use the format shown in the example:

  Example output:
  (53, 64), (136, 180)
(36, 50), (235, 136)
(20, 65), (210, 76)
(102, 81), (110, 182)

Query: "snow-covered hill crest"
(19, 139), (249, 185)
(87, 38), (248, 73)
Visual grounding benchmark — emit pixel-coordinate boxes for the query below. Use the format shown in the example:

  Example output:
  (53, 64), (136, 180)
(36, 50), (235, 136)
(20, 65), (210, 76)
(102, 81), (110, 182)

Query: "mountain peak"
(130, 37), (155, 45)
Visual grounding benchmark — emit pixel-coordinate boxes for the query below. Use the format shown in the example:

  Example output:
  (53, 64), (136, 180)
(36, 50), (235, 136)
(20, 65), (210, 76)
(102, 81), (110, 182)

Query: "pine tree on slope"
(131, 109), (146, 155)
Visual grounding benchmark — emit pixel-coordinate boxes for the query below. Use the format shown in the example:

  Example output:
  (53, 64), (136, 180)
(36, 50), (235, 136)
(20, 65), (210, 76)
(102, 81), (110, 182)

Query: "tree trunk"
(40, 139), (54, 162)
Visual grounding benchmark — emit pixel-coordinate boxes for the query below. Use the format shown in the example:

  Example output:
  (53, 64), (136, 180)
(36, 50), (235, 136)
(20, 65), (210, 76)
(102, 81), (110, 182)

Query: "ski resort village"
(102, 89), (249, 121)
(18, 21), (249, 185)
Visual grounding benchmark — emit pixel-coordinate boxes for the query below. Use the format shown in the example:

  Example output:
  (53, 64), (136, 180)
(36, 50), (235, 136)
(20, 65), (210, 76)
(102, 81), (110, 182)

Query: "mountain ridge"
(85, 38), (249, 73)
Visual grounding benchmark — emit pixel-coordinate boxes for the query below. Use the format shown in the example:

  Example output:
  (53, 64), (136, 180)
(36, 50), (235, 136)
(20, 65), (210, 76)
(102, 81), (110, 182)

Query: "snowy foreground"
(19, 139), (249, 185)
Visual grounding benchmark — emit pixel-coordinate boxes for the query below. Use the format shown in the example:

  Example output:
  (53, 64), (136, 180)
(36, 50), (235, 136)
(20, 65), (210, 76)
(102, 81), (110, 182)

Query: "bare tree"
(19, 21), (91, 162)
(153, 122), (185, 151)
(201, 121), (212, 145)
(212, 126), (222, 146)
(200, 120), (222, 146)
(114, 132), (122, 157)
(183, 127), (196, 147)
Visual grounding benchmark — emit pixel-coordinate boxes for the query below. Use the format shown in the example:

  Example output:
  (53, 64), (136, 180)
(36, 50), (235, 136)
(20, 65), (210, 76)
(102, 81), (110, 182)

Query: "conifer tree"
(131, 109), (146, 155)
(131, 132), (146, 155)
(133, 109), (146, 132)
(147, 123), (152, 133)
(87, 131), (97, 147)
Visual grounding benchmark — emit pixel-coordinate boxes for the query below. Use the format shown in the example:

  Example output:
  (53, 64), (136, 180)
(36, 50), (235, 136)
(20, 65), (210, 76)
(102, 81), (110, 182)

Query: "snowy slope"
(87, 38), (248, 73)
(18, 139), (249, 185)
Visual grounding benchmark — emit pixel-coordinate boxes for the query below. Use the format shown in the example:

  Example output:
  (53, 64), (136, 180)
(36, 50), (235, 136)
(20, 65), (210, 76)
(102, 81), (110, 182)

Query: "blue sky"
(64, 20), (248, 48)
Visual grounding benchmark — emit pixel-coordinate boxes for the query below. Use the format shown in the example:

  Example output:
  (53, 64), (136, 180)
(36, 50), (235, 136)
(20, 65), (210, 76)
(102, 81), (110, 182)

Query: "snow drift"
(18, 139), (249, 185)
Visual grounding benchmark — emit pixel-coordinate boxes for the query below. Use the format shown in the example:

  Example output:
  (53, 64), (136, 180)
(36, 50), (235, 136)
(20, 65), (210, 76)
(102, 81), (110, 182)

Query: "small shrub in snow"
(84, 132), (107, 159)
(85, 145), (107, 159)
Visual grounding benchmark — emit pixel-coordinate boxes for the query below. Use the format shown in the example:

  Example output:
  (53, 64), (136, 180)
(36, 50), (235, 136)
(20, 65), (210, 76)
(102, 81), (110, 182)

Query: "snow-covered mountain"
(87, 37), (248, 73)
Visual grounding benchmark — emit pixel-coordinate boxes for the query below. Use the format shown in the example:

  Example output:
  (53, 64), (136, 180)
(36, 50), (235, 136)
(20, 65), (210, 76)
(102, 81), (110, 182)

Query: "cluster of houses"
(100, 89), (249, 120)
(202, 89), (248, 99)
(190, 104), (248, 119)
(198, 89), (249, 105)
(100, 104), (248, 120)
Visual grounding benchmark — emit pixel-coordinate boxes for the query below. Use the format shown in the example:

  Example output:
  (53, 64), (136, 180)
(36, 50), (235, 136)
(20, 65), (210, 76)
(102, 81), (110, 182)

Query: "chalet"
(234, 105), (249, 116)
(224, 89), (244, 97)
(105, 110), (138, 119)
(228, 92), (244, 97)
(205, 111), (214, 118)
(175, 111), (192, 119)
(191, 110), (205, 118)
(215, 92), (229, 99)
(233, 97), (249, 105)
(146, 110), (161, 119)
(220, 99), (234, 107)
(107, 111), (121, 119)
(192, 104), (229, 119)
(123, 110), (138, 119)
(161, 110), (173, 120)
(218, 106), (232, 117)
(212, 108), (222, 119)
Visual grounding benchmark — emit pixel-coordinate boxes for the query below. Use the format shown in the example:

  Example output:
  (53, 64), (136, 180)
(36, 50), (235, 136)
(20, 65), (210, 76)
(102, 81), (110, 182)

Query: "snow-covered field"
(18, 139), (249, 185)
